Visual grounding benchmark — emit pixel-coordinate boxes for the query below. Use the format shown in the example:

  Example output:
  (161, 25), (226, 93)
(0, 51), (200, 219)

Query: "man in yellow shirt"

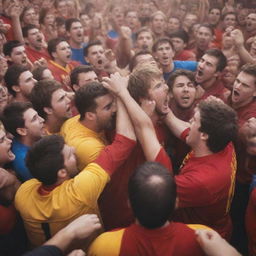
(60, 81), (116, 170)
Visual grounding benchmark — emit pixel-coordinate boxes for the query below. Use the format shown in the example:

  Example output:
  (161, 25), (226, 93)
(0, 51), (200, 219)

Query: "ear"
(85, 56), (89, 63)
(57, 168), (68, 179)
(12, 85), (21, 93)
(16, 127), (27, 136)
(253, 90), (256, 97)
(200, 132), (209, 141)
(213, 70), (220, 78)
(85, 111), (96, 121)
(52, 52), (57, 59)
(73, 84), (80, 92)
(24, 38), (29, 44)
(44, 107), (53, 115)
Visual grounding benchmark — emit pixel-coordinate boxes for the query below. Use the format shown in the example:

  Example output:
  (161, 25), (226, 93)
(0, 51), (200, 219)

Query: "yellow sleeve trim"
(187, 224), (212, 230)
(88, 228), (125, 256)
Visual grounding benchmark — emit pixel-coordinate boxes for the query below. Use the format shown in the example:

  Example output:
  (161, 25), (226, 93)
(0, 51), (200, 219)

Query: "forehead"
(78, 71), (97, 80)
(19, 70), (33, 80)
(173, 75), (194, 85)
(224, 14), (236, 20)
(169, 17), (179, 23)
(156, 41), (172, 49)
(95, 93), (113, 107)
(56, 41), (69, 48)
(28, 28), (39, 35)
(71, 21), (82, 28)
(12, 45), (25, 53)
(138, 31), (152, 38)
(202, 54), (218, 65)
(88, 45), (104, 53)
(248, 13), (256, 19)
(153, 14), (164, 20)
(136, 54), (154, 62)
(237, 71), (256, 86)
(171, 37), (184, 43)
(23, 108), (37, 120)
(51, 88), (64, 101)
(150, 76), (162, 88)
(127, 11), (137, 17)
(210, 8), (220, 14)
(198, 26), (212, 34)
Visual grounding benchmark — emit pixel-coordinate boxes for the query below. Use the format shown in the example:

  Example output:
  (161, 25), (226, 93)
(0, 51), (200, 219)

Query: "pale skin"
(44, 214), (101, 255)
(196, 229), (241, 256)
(102, 72), (162, 161)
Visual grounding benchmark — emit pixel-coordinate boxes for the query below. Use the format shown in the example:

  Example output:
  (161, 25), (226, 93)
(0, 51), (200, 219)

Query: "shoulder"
(88, 228), (125, 256)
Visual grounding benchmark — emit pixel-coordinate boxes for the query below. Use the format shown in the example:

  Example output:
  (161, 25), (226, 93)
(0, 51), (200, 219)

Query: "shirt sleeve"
(95, 133), (136, 175)
(154, 147), (173, 173)
(180, 128), (190, 142)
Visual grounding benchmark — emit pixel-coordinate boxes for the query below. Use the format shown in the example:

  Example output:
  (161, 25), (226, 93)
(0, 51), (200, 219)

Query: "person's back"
(89, 162), (206, 256)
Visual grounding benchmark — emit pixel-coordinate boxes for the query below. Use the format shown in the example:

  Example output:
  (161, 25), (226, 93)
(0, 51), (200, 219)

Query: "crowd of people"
(0, 0), (256, 255)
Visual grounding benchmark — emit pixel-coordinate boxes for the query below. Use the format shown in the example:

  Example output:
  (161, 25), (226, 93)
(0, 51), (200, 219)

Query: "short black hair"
(26, 135), (65, 185)
(22, 24), (38, 38)
(65, 18), (81, 31)
(1, 102), (32, 138)
(169, 29), (189, 44)
(83, 40), (102, 57)
(30, 79), (61, 120)
(70, 65), (94, 88)
(152, 37), (174, 53)
(203, 48), (227, 72)
(3, 40), (23, 56)
(75, 81), (109, 120)
(4, 64), (29, 96)
(129, 162), (176, 229)
(47, 37), (68, 59)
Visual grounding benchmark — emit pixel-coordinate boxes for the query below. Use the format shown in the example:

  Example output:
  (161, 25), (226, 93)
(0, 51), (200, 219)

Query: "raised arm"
(230, 29), (256, 64)
(102, 73), (162, 161)
(164, 109), (190, 139)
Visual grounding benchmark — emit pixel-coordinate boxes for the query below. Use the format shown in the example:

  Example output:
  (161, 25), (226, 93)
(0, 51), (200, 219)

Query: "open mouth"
(233, 90), (239, 97)
(21, 58), (27, 64)
(8, 148), (15, 160)
(97, 59), (103, 65)
(197, 70), (203, 77)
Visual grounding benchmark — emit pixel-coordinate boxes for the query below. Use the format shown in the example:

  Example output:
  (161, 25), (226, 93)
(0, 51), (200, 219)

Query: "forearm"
(11, 17), (24, 43)
(115, 37), (132, 68)
(164, 110), (190, 138)
(116, 97), (136, 141)
(237, 45), (256, 64)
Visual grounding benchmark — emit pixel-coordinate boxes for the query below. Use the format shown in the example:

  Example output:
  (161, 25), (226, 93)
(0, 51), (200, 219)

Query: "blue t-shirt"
(71, 44), (89, 65)
(163, 61), (198, 81)
(11, 139), (32, 182)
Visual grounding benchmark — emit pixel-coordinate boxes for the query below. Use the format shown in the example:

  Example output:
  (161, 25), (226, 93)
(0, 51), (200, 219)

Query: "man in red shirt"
(195, 48), (227, 101)
(164, 96), (237, 240)
(47, 38), (79, 91)
(22, 25), (51, 63)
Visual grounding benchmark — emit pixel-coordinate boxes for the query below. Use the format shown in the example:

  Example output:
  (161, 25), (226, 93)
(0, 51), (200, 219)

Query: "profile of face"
(0, 129), (15, 166)
(148, 77), (169, 116)
(62, 144), (78, 178)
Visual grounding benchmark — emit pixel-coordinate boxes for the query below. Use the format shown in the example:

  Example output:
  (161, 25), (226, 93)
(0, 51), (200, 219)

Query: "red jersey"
(25, 45), (51, 63)
(232, 100), (256, 184)
(0, 15), (14, 41)
(174, 50), (196, 61)
(99, 123), (173, 231)
(48, 60), (80, 91)
(246, 188), (256, 256)
(199, 79), (226, 101)
(174, 129), (237, 239)
(119, 222), (205, 256)
(0, 204), (17, 235)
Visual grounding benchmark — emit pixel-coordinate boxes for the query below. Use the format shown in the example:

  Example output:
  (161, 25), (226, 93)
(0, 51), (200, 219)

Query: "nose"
(234, 81), (241, 90)
(39, 116), (45, 123)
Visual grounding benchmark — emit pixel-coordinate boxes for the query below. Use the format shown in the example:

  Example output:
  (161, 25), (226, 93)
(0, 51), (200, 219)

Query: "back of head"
(30, 79), (61, 120)
(128, 162), (176, 229)
(128, 64), (162, 103)
(75, 81), (109, 120)
(3, 40), (23, 57)
(198, 99), (237, 153)
(2, 102), (32, 138)
(4, 64), (29, 96)
(26, 135), (64, 185)
(129, 50), (153, 72)
(204, 48), (227, 72)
